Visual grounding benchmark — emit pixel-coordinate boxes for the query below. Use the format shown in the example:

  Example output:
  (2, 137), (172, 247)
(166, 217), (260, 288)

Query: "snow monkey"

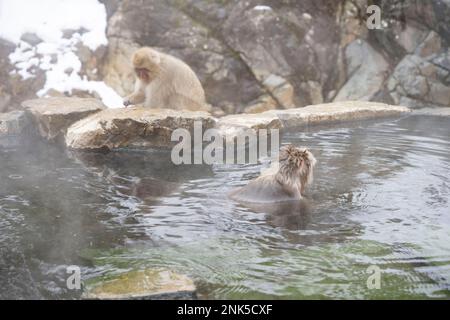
(123, 47), (211, 112)
(229, 145), (317, 203)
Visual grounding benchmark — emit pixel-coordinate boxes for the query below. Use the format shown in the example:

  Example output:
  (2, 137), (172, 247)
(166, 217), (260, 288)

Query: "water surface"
(0, 115), (449, 299)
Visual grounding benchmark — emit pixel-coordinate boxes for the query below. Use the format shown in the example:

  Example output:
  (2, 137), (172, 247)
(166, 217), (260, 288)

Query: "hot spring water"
(0, 115), (449, 299)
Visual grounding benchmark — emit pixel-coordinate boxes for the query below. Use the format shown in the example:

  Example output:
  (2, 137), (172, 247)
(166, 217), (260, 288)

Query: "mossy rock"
(82, 269), (196, 300)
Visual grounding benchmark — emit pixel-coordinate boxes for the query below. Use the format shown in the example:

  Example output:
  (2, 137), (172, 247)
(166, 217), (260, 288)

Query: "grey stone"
(0, 110), (30, 137)
(66, 107), (216, 150)
(20, 33), (43, 46)
(415, 31), (441, 58)
(334, 41), (389, 102)
(22, 97), (106, 141)
(82, 269), (196, 300)
(218, 101), (410, 139)
(428, 81), (450, 106)
(412, 107), (450, 117)
(267, 101), (410, 128)
(396, 24), (428, 53)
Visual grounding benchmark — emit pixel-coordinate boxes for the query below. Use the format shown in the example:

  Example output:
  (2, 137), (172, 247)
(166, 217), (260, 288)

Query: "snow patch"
(0, 0), (123, 108)
(253, 5), (272, 11)
(0, 0), (107, 50)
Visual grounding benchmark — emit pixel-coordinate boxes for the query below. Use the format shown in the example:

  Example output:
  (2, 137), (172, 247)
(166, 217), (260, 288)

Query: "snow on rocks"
(0, 0), (122, 108)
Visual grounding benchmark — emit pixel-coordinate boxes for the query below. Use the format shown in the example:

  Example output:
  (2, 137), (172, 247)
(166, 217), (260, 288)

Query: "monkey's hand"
(123, 99), (132, 107)
(124, 91), (145, 107)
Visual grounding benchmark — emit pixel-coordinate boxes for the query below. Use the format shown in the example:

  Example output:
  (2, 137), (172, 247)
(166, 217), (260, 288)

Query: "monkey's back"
(147, 52), (210, 112)
(228, 174), (301, 203)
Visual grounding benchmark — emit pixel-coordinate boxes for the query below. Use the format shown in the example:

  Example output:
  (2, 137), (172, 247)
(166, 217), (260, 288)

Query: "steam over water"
(0, 115), (449, 299)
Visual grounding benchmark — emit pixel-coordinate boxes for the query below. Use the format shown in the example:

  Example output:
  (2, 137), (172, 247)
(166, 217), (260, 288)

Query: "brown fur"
(229, 145), (317, 203)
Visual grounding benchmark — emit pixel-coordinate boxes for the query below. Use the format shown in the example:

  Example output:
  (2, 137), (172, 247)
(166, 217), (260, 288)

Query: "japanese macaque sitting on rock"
(123, 47), (211, 112)
(229, 145), (317, 203)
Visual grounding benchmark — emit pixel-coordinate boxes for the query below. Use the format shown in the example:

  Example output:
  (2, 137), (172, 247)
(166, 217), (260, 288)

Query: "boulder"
(334, 40), (389, 102)
(244, 75), (296, 113)
(415, 31), (441, 58)
(66, 107), (216, 150)
(0, 110), (32, 148)
(0, 110), (31, 137)
(387, 54), (450, 108)
(22, 97), (106, 141)
(395, 24), (428, 54)
(20, 33), (43, 46)
(428, 81), (450, 106)
(82, 269), (196, 300)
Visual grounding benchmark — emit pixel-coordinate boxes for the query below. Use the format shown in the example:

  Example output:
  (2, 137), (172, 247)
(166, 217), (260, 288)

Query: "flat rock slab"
(22, 97), (106, 141)
(217, 101), (410, 139)
(66, 107), (216, 151)
(266, 101), (411, 128)
(412, 107), (450, 117)
(82, 269), (196, 300)
(217, 113), (283, 140)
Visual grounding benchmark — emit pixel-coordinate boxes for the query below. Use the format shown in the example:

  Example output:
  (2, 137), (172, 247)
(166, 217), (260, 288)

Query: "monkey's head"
(132, 47), (162, 83)
(277, 144), (317, 193)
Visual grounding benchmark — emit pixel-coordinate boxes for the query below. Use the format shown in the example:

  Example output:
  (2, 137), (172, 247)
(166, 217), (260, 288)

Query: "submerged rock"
(66, 107), (216, 151)
(22, 97), (106, 141)
(82, 269), (196, 300)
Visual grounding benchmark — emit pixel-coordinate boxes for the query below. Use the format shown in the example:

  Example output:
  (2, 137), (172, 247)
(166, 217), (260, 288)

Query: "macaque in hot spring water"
(229, 145), (317, 203)
(229, 145), (317, 229)
(123, 47), (211, 112)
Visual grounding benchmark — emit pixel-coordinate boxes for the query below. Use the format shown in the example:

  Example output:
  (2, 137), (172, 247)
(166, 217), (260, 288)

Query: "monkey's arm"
(123, 80), (146, 106)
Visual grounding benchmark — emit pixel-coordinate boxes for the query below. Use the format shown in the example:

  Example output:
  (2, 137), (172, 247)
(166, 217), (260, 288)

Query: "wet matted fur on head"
(229, 144), (317, 203)
(276, 144), (317, 196)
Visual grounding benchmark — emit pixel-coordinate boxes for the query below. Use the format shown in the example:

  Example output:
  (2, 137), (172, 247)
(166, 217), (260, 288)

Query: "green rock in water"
(82, 269), (196, 300)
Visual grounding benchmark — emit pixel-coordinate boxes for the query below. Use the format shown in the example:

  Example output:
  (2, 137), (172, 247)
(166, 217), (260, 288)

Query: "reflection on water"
(0, 115), (449, 299)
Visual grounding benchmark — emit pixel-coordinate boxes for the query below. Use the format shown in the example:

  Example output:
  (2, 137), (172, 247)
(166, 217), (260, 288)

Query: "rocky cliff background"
(1, 0), (449, 114)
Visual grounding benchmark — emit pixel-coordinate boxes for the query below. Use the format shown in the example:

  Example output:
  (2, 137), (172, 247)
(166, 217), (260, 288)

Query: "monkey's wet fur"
(229, 145), (317, 203)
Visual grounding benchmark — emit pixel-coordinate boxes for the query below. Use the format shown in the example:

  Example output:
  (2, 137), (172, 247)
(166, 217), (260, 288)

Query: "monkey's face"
(132, 47), (162, 83)
(279, 145), (317, 179)
(135, 68), (150, 83)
